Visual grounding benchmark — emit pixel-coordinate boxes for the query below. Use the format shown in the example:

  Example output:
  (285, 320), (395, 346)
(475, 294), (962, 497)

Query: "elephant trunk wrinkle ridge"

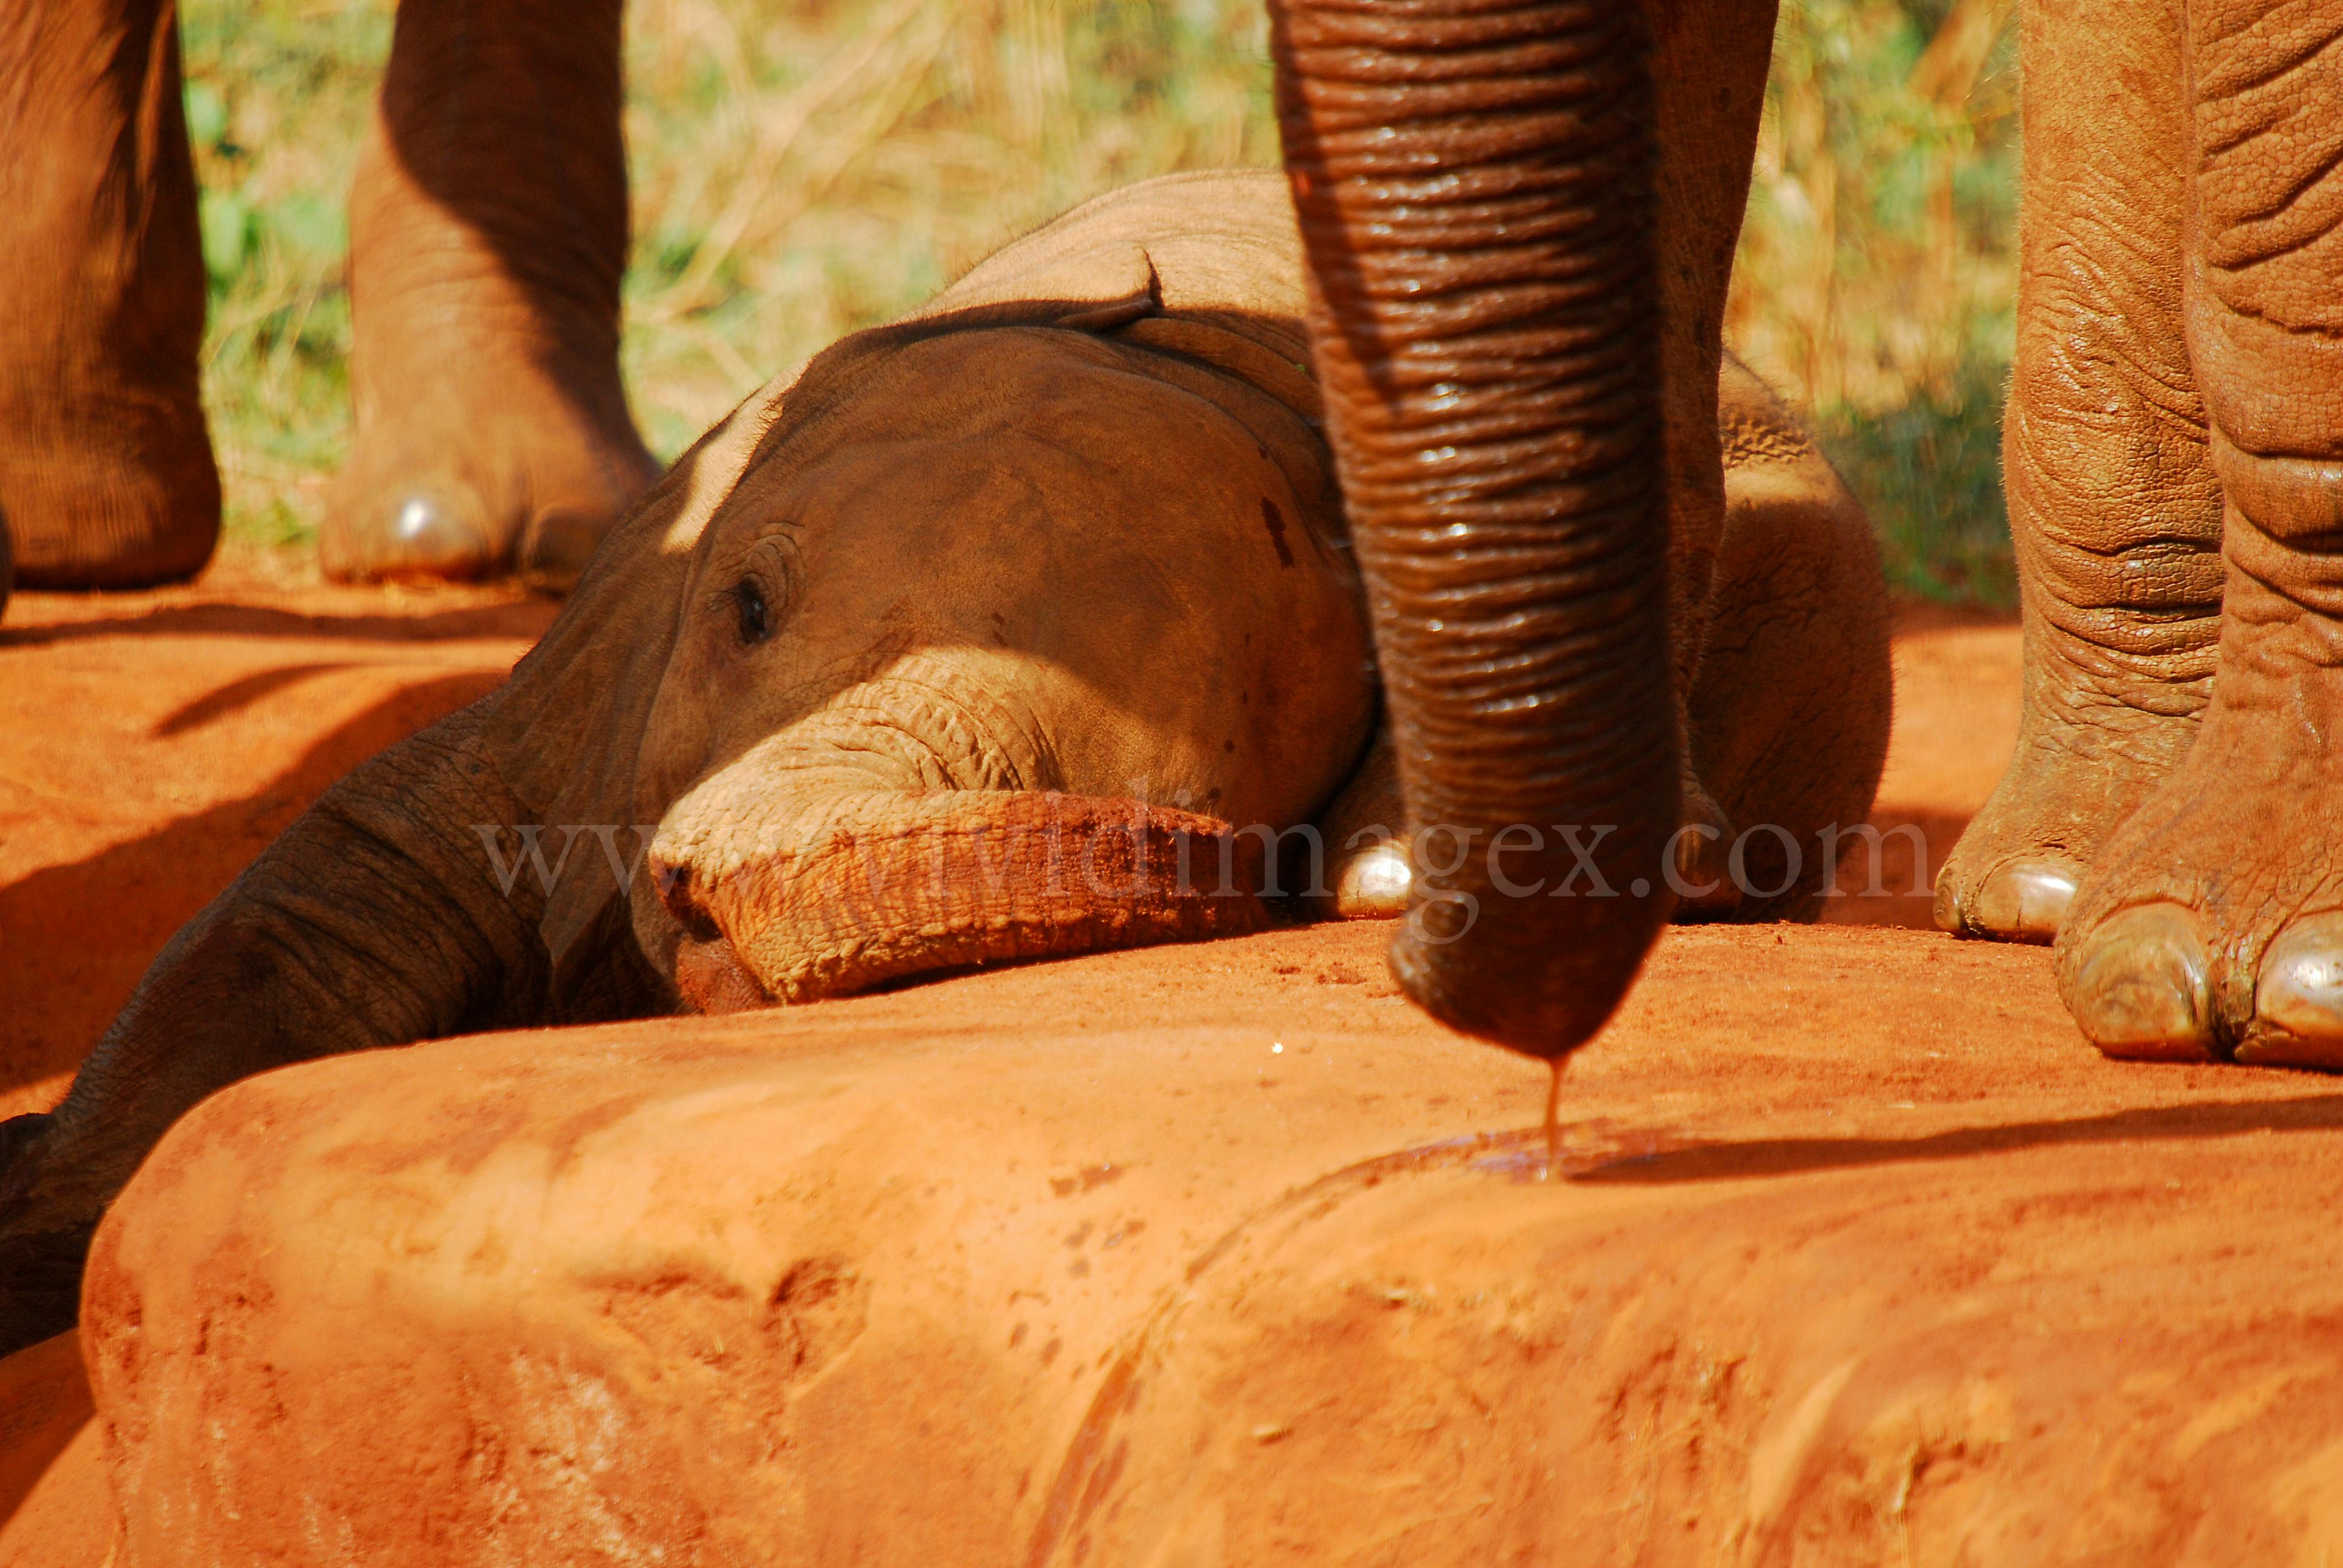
(1275, 0), (1678, 1057)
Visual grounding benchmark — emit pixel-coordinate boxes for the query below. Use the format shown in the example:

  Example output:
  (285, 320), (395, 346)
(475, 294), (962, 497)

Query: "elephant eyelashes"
(732, 578), (773, 645)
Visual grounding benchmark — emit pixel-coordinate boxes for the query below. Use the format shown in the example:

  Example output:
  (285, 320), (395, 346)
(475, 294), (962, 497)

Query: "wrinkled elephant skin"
(0, 171), (1888, 1357)
(1931, 0), (2343, 1068)
(0, 0), (654, 593)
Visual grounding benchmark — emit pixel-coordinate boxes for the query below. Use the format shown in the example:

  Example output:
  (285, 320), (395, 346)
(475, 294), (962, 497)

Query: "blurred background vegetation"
(182, 0), (2018, 604)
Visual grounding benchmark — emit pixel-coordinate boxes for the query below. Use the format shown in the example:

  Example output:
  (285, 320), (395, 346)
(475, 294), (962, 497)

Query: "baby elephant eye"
(732, 578), (772, 645)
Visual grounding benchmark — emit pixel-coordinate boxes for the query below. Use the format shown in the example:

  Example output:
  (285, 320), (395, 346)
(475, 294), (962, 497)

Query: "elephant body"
(0, 169), (1890, 1356)
(3, 0), (1806, 1056)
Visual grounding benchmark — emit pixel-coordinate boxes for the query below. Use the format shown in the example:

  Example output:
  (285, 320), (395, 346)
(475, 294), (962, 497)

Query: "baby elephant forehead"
(718, 327), (1288, 537)
(854, 325), (1265, 451)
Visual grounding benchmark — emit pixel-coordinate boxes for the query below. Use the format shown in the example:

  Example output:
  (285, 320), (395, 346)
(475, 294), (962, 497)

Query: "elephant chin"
(650, 790), (1272, 1010)
(672, 930), (772, 1015)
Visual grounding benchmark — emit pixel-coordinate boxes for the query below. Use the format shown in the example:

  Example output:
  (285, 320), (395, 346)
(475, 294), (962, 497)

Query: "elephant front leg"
(324, 0), (658, 588)
(2055, 0), (2343, 1064)
(1933, 0), (2223, 946)
(0, 0), (219, 590)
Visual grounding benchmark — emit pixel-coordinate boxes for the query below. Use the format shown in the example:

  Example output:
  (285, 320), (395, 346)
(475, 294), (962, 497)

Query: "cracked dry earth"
(6, 578), (2342, 1565)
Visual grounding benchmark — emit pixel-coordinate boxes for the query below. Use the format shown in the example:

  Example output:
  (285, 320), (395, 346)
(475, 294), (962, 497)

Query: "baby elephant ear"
(906, 238), (1162, 336)
(476, 385), (787, 1007)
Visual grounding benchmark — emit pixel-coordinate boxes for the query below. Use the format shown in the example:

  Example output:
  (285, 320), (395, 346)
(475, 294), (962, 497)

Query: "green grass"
(182, 0), (2019, 605)
(1816, 358), (2011, 604)
(1731, 0), (2021, 604)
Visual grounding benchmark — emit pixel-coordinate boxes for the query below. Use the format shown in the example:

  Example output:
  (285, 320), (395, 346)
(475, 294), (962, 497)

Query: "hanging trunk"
(1270, 0), (1679, 1056)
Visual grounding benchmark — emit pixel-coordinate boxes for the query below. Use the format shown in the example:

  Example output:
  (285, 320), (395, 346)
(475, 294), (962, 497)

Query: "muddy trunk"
(1270, 0), (1679, 1056)
(652, 787), (1271, 1011)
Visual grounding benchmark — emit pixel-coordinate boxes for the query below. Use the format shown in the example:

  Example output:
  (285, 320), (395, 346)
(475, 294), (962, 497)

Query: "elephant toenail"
(1964, 861), (2077, 944)
(2067, 903), (2218, 1061)
(1932, 875), (1962, 933)
(2239, 914), (2343, 1070)
(1332, 839), (1411, 920)
(326, 482), (496, 583)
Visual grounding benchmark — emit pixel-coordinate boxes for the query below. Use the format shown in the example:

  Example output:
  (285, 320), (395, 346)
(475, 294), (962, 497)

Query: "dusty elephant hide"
(0, 171), (1889, 1357)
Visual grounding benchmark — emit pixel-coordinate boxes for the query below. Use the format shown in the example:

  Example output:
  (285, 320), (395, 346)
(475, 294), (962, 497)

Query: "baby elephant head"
(631, 324), (1374, 1011)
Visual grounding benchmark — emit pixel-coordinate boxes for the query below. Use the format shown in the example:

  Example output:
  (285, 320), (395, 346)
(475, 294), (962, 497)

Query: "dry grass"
(1729, 0), (2019, 603)
(182, 0), (2017, 601)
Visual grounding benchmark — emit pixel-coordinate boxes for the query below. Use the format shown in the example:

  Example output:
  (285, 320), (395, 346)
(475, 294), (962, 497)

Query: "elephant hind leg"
(1319, 359), (1893, 929)
(1679, 356), (1893, 922)
(0, 0), (219, 592)
(323, 0), (657, 589)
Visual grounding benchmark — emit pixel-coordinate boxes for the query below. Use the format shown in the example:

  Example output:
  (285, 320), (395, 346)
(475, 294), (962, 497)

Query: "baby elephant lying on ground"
(0, 171), (1889, 1354)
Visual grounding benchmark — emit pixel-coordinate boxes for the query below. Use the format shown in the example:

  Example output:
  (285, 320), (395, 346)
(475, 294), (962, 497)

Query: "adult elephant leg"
(1935, 0), (2221, 946)
(1273, 0), (1694, 1056)
(324, 0), (658, 587)
(2057, 0), (2343, 1065)
(0, 0), (218, 590)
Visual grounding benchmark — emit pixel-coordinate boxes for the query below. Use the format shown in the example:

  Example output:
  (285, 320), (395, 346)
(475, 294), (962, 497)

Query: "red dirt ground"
(16, 570), (2339, 1563)
(0, 547), (559, 1125)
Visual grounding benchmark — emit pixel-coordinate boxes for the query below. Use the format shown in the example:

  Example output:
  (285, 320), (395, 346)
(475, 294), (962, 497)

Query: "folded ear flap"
(909, 237), (1162, 332)
(476, 380), (787, 1007)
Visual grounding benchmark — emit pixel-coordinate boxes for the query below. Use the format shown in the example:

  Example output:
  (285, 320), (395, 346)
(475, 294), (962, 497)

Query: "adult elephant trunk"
(1271, 0), (1678, 1056)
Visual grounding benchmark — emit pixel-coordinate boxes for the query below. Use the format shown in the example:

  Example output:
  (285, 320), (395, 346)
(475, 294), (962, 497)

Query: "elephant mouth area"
(672, 927), (774, 1015)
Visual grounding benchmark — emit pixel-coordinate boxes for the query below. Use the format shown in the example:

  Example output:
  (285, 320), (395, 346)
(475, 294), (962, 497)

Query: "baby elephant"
(0, 171), (1888, 1353)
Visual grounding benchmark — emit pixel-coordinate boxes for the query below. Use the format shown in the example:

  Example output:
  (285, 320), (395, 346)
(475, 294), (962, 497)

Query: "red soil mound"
(47, 580), (2335, 1566)
(22, 920), (2343, 1565)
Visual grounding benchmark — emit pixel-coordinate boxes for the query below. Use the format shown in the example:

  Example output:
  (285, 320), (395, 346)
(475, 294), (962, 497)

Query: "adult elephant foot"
(2045, 0), (2343, 1067)
(321, 331), (657, 590)
(320, 0), (655, 590)
(1931, 620), (2213, 946)
(1932, 0), (2220, 947)
(0, 0), (219, 592)
(2056, 579), (2343, 1067)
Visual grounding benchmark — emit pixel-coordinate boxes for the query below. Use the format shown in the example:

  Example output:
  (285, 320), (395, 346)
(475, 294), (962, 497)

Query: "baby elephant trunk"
(649, 789), (1271, 1012)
